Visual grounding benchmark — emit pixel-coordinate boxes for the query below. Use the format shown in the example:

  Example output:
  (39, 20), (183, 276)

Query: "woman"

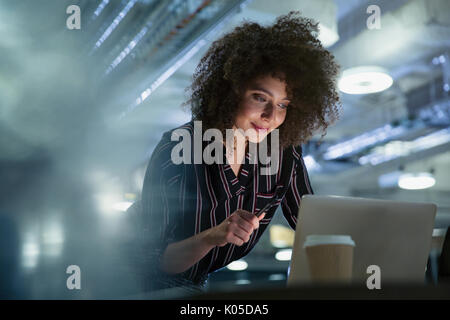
(138, 11), (341, 293)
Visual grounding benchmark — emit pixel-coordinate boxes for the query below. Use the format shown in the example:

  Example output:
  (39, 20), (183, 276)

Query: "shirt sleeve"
(139, 131), (184, 277)
(281, 145), (314, 229)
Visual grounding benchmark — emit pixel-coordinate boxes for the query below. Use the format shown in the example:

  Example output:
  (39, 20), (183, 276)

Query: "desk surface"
(193, 283), (450, 300)
(122, 282), (450, 300)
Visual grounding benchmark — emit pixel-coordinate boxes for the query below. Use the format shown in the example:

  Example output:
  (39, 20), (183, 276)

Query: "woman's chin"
(248, 133), (268, 144)
(234, 127), (269, 144)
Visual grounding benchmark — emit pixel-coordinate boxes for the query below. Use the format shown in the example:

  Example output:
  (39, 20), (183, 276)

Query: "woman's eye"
(278, 103), (288, 109)
(253, 94), (266, 103)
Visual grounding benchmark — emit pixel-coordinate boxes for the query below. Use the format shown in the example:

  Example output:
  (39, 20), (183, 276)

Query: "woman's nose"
(261, 103), (275, 121)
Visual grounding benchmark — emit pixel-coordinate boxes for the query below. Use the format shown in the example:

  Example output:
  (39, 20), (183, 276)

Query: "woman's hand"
(160, 209), (265, 274)
(205, 209), (266, 247)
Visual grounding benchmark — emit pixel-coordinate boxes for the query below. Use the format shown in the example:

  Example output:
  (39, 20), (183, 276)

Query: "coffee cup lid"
(303, 234), (355, 248)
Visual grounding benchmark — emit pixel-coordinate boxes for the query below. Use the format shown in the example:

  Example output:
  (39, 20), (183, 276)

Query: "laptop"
(287, 195), (437, 286)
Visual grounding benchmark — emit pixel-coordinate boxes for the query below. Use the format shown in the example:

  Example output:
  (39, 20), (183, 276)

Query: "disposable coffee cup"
(303, 235), (355, 283)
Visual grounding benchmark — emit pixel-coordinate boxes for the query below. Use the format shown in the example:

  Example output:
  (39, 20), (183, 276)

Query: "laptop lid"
(287, 195), (437, 286)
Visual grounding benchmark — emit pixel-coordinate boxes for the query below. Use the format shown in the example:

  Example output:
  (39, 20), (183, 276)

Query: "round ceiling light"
(275, 249), (292, 261)
(338, 66), (393, 94)
(226, 259), (248, 271)
(398, 172), (436, 190)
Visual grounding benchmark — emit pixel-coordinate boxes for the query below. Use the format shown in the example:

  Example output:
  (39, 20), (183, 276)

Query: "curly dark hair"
(183, 11), (342, 149)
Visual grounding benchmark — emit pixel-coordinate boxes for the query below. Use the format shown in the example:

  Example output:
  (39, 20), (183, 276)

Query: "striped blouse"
(139, 121), (314, 290)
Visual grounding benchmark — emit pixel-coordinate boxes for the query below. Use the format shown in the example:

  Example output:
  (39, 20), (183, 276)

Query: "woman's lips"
(251, 123), (269, 133)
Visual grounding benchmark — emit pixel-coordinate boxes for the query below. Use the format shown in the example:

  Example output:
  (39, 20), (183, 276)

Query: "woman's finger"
(234, 215), (254, 233)
(236, 210), (260, 229)
(229, 222), (250, 243)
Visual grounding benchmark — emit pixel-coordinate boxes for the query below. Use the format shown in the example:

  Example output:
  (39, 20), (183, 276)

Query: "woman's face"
(233, 75), (290, 144)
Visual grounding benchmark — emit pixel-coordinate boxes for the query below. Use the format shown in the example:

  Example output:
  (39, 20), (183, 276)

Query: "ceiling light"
(275, 249), (292, 261)
(398, 172), (436, 190)
(338, 66), (393, 94)
(22, 242), (40, 269)
(359, 128), (450, 166)
(41, 221), (64, 257)
(318, 22), (339, 47)
(324, 124), (407, 160)
(93, 0), (110, 18)
(112, 201), (133, 212)
(268, 274), (286, 281)
(303, 155), (321, 172)
(226, 259), (248, 271)
(106, 25), (150, 74)
(93, 0), (138, 50)
(124, 193), (137, 201)
(121, 39), (206, 118)
(269, 224), (294, 248)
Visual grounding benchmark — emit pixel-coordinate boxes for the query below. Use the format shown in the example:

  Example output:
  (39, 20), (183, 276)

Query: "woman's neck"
(223, 127), (248, 165)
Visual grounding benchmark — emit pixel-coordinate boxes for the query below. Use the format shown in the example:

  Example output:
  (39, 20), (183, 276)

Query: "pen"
(255, 184), (290, 217)
(256, 201), (274, 217)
